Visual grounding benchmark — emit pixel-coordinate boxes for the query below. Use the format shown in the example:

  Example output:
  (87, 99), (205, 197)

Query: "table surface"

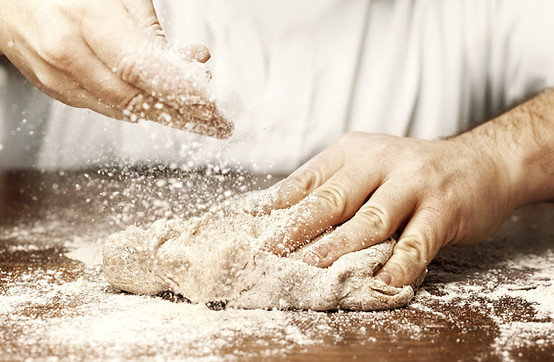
(1, 168), (553, 361)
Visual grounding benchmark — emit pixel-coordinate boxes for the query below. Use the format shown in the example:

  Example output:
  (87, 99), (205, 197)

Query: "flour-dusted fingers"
(177, 45), (213, 82)
(23, 29), (192, 128)
(375, 204), (446, 287)
(3, 40), (126, 119)
(80, 2), (233, 137)
(0, 0), (231, 137)
(121, 0), (167, 44)
(179, 44), (211, 63)
(302, 181), (417, 267)
(122, 1), (212, 63)
(260, 137), (354, 213)
(265, 165), (381, 256)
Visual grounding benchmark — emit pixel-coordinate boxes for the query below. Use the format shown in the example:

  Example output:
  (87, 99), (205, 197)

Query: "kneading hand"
(0, 0), (232, 138)
(262, 131), (520, 287)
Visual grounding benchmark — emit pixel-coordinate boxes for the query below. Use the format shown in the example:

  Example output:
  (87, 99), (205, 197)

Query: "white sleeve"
(488, 0), (554, 112)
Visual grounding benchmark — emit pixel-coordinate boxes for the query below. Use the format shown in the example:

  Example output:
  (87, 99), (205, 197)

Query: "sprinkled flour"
(1, 171), (553, 361)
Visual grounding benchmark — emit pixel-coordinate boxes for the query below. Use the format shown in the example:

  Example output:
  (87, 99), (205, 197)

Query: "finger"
(35, 72), (120, 118)
(261, 141), (347, 212)
(179, 45), (211, 63)
(5, 47), (122, 118)
(121, 0), (166, 43)
(32, 34), (227, 137)
(123, 92), (231, 138)
(122, 0), (212, 64)
(375, 206), (444, 287)
(31, 36), (184, 124)
(82, 3), (209, 99)
(266, 165), (379, 255)
(302, 182), (418, 267)
(80, 3), (232, 137)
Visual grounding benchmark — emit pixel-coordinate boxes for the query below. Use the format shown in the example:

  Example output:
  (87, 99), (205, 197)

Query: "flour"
(120, 44), (233, 139)
(102, 195), (421, 311)
(3, 171), (553, 360)
(0, 265), (324, 361)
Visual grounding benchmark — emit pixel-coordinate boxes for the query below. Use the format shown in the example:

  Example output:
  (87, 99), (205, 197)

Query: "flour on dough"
(102, 197), (424, 311)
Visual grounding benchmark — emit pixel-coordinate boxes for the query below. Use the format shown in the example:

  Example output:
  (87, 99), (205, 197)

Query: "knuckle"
(336, 131), (369, 149)
(312, 184), (348, 219)
(418, 203), (452, 237)
(287, 169), (324, 197)
(114, 54), (143, 85)
(340, 131), (363, 142)
(418, 204), (443, 221)
(396, 235), (429, 265)
(33, 68), (62, 93)
(144, 22), (166, 38)
(38, 38), (73, 68)
(420, 202), (459, 246)
(121, 93), (150, 123)
(355, 205), (390, 237)
(36, 9), (76, 68)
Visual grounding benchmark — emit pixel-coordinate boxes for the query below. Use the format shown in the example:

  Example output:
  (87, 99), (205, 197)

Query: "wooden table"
(1, 169), (553, 361)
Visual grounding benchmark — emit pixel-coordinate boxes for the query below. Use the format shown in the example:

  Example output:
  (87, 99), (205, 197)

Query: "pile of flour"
(103, 196), (422, 311)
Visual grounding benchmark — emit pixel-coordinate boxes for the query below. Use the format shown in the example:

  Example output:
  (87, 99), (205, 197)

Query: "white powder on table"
(0, 266), (324, 361)
(2, 216), (554, 360)
(2, 174), (553, 361)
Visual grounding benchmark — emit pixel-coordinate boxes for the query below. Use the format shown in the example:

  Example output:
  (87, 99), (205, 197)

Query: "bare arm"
(460, 90), (554, 207)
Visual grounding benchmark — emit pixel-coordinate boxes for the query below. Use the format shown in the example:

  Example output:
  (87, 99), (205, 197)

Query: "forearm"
(457, 90), (554, 207)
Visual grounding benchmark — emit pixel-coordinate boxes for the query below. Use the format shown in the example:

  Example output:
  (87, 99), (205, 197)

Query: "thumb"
(375, 212), (442, 287)
(122, 0), (212, 63)
(179, 44), (211, 63)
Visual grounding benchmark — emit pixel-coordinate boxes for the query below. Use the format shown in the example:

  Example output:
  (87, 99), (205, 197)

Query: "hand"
(263, 132), (518, 287)
(0, 0), (232, 138)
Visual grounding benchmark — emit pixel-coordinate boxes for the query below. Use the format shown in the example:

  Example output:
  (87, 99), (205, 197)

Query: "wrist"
(449, 125), (520, 213)
(456, 91), (554, 208)
(509, 93), (554, 205)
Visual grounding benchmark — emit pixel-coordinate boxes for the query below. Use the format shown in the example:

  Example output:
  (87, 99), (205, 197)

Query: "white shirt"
(2, 0), (554, 172)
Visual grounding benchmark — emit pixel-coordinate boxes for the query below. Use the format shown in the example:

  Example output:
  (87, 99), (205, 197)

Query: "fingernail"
(376, 272), (392, 285)
(194, 48), (210, 62)
(303, 250), (321, 266)
(265, 240), (283, 255)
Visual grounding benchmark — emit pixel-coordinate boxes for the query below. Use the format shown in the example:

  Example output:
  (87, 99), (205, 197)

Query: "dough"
(103, 201), (424, 311)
